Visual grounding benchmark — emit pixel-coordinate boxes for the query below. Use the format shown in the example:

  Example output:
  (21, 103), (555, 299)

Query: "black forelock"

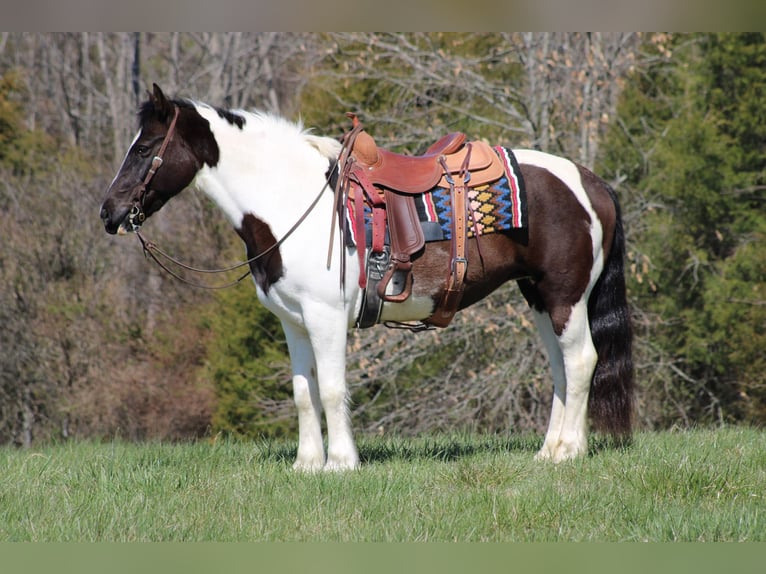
(137, 98), (195, 127)
(137, 99), (155, 126)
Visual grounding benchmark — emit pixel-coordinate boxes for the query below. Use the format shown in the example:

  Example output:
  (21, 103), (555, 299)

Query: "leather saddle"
(337, 113), (505, 328)
(351, 128), (503, 193)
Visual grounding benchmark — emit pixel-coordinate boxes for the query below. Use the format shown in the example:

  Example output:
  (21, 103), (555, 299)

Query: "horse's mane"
(194, 101), (342, 161)
(229, 109), (342, 161)
(304, 133), (342, 160)
(137, 96), (342, 162)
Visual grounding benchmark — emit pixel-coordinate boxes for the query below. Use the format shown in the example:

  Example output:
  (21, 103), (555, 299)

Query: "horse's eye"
(135, 145), (150, 156)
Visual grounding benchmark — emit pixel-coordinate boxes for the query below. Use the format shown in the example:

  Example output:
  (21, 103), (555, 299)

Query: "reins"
(134, 171), (333, 289)
(135, 231), (252, 290)
(132, 117), (343, 289)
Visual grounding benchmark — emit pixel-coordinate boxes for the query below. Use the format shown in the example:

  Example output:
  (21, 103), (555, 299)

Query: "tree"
(303, 33), (640, 167)
(600, 33), (766, 425)
(202, 283), (293, 439)
(0, 75), (108, 444)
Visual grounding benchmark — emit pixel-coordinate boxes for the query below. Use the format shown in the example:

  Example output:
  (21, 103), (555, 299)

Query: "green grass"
(0, 428), (764, 541)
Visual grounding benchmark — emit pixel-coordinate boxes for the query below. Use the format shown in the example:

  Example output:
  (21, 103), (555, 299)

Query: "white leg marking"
(283, 322), (325, 471)
(552, 299), (597, 463)
(305, 310), (359, 471)
(531, 310), (567, 461)
(515, 150), (603, 462)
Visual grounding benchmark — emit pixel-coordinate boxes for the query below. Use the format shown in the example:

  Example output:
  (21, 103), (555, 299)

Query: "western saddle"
(334, 113), (504, 328)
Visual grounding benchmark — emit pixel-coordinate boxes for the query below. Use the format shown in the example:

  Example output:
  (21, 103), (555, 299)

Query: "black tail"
(587, 186), (634, 440)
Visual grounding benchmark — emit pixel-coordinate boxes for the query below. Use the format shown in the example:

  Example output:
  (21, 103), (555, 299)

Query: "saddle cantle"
(352, 130), (465, 192)
(336, 113), (507, 328)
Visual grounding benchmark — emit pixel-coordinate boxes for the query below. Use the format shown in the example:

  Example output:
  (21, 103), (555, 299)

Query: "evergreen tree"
(601, 33), (766, 424)
(201, 283), (294, 438)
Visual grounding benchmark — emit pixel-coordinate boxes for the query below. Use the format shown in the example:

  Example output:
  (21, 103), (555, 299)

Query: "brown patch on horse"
(405, 164), (596, 335)
(407, 232), (528, 315)
(235, 213), (284, 293)
(513, 165), (594, 336)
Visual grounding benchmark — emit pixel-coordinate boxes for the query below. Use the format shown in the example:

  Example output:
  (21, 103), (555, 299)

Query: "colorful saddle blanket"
(346, 146), (526, 248)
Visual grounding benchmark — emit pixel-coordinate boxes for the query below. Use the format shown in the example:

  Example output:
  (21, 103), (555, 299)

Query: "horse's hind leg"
(530, 310), (567, 460)
(541, 297), (598, 462)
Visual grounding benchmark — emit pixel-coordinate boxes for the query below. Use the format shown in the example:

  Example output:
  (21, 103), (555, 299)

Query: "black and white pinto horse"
(100, 85), (634, 470)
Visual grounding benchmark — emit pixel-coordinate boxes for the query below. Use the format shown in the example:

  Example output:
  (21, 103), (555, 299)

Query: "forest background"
(0, 32), (764, 447)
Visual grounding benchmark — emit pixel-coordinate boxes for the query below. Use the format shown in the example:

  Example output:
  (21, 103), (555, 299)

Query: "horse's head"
(100, 83), (219, 234)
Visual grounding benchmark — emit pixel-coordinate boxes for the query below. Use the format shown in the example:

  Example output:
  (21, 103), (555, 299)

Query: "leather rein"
(130, 104), (340, 290)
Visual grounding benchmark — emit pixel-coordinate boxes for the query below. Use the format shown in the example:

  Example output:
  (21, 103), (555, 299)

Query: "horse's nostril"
(100, 206), (109, 222)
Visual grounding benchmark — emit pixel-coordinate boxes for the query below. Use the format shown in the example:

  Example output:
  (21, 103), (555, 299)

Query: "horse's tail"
(587, 186), (634, 441)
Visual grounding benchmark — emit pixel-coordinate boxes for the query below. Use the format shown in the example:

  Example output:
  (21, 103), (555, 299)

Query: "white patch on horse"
(185, 103), (363, 470)
(379, 296), (435, 323)
(109, 129), (142, 190)
(514, 149), (604, 462)
(530, 309), (567, 459)
(305, 134), (343, 160)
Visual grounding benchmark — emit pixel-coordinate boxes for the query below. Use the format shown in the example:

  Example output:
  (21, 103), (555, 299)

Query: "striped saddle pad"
(346, 146), (527, 247)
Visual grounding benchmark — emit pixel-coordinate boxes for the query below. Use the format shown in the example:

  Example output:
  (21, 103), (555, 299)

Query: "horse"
(100, 84), (634, 470)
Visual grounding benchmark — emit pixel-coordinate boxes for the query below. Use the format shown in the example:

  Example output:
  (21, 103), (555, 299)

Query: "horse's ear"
(150, 83), (174, 120)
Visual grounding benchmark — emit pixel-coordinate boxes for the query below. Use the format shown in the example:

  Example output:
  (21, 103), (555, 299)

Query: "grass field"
(0, 428), (764, 542)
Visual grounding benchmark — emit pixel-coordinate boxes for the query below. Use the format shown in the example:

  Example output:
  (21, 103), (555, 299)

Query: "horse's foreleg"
(306, 312), (359, 471)
(283, 322), (325, 471)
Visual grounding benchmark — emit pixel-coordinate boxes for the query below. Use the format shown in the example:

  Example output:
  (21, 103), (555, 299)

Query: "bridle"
(128, 103), (345, 290)
(126, 104), (181, 232)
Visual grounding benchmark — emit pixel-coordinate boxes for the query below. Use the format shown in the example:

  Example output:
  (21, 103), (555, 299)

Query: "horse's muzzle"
(100, 204), (127, 235)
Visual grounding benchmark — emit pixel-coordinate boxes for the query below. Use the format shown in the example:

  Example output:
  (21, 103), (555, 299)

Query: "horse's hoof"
(292, 458), (325, 473)
(551, 439), (587, 463)
(551, 451), (581, 463)
(534, 440), (557, 461)
(323, 456), (360, 472)
(535, 438), (586, 463)
(534, 449), (553, 462)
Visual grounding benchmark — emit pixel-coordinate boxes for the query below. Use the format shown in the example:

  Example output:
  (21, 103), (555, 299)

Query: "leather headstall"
(128, 104), (181, 231)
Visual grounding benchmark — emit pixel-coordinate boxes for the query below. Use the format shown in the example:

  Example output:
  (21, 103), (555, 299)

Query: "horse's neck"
(192, 108), (336, 231)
